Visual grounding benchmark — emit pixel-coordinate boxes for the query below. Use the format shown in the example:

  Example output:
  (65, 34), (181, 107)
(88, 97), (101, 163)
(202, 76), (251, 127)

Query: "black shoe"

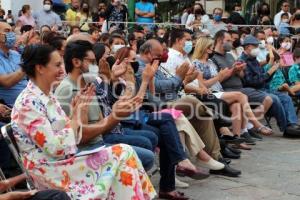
(220, 135), (246, 144)
(210, 164), (241, 177)
(227, 145), (241, 155)
(240, 132), (256, 145)
(218, 157), (231, 165)
(221, 147), (241, 159)
(248, 128), (263, 141)
(284, 125), (300, 137)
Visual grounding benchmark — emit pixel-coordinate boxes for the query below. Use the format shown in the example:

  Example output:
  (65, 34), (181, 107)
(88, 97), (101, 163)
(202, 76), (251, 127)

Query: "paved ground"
(151, 119), (300, 200)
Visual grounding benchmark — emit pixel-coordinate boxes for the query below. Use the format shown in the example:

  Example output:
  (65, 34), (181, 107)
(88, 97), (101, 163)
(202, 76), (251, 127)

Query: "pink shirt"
(281, 52), (294, 67)
(18, 15), (36, 27)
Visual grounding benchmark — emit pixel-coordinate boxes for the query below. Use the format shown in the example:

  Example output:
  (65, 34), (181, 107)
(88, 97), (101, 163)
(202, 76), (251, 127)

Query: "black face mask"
(106, 56), (116, 69)
(130, 61), (139, 73)
(208, 52), (214, 59)
(83, 8), (89, 12)
(99, 11), (106, 17)
(194, 9), (204, 15)
(232, 39), (241, 48)
(261, 9), (270, 15)
(262, 20), (271, 25)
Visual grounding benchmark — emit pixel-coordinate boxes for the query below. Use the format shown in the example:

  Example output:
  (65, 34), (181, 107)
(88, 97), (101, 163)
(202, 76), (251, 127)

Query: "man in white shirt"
(162, 31), (193, 75)
(274, 1), (291, 29)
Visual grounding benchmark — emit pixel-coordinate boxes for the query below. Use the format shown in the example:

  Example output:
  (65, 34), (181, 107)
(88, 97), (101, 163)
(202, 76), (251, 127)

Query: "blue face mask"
(18, 44), (25, 55)
(183, 41), (193, 55)
(4, 32), (16, 49)
(214, 15), (222, 22)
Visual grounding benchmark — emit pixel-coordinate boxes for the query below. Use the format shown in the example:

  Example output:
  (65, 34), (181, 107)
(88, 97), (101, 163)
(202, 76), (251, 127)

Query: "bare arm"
(0, 70), (25, 88)
(0, 174), (26, 192)
(143, 12), (155, 18)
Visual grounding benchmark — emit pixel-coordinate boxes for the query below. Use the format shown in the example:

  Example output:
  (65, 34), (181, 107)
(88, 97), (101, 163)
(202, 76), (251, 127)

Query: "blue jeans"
(267, 90), (298, 130)
(103, 128), (158, 151)
(132, 146), (155, 171)
(144, 112), (187, 192)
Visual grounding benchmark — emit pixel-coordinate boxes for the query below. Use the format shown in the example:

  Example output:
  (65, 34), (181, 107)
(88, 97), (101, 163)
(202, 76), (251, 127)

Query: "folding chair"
(264, 115), (272, 128)
(0, 124), (35, 190)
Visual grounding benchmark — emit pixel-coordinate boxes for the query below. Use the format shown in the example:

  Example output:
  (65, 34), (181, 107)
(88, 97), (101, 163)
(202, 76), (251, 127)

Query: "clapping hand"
(111, 59), (128, 80)
(142, 60), (159, 82)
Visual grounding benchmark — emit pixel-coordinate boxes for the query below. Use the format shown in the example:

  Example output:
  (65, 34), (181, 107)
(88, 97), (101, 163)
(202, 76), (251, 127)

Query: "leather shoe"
(220, 135), (246, 144)
(176, 166), (210, 180)
(283, 125), (300, 137)
(210, 164), (241, 177)
(218, 157), (231, 165)
(221, 147), (241, 159)
(284, 125), (300, 137)
(227, 145), (241, 154)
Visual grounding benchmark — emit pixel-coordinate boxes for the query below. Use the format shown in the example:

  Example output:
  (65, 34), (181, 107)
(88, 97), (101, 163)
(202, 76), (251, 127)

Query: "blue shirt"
(240, 52), (271, 89)
(0, 50), (27, 106)
(33, 10), (62, 28)
(136, 58), (182, 102)
(279, 22), (290, 36)
(135, 1), (155, 23)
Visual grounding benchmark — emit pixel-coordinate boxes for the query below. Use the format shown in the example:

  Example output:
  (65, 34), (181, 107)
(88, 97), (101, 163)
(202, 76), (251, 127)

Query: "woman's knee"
(264, 96), (273, 106)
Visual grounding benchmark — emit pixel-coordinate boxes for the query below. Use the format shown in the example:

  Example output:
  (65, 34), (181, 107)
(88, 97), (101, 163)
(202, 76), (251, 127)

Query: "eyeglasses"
(283, 4), (290, 7)
(83, 58), (97, 65)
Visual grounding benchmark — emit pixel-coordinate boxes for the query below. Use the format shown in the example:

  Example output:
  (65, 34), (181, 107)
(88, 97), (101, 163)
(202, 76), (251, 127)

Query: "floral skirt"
(27, 144), (156, 200)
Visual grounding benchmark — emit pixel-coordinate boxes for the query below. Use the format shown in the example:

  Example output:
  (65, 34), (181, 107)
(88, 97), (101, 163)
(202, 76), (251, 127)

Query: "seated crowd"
(1, 0), (300, 200)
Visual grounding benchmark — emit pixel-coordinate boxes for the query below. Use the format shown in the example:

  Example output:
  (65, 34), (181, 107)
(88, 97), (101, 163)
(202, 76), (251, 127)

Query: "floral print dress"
(11, 81), (156, 200)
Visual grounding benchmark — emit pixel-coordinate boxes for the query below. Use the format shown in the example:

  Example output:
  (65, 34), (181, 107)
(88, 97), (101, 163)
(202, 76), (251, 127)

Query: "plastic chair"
(0, 124), (35, 190)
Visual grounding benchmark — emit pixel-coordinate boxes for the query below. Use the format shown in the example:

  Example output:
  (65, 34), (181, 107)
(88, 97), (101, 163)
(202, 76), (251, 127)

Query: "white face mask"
(259, 40), (266, 49)
(6, 18), (13, 24)
(282, 19), (289, 23)
(201, 15), (210, 24)
(44, 4), (51, 11)
(281, 42), (292, 50)
(266, 36), (274, 45)
(112, 44), (125, 53)
(250, 48), (260, 57)
(237, 11), (243, 16)
(82, 64), (99, 84)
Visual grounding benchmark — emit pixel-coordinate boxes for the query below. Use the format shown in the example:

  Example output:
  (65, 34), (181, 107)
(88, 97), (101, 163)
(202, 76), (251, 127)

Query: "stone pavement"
(151, 121), (300, 200)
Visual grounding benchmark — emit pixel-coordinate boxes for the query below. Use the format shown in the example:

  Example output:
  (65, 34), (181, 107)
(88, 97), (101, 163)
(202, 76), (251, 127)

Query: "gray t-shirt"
(54, 76), (103, 146)
(212, 52), (243, 91)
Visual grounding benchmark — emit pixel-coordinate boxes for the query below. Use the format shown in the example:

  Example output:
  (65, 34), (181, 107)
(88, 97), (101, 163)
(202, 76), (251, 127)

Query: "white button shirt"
(274, 10), (291, 28)
(162, 48), (199, 88)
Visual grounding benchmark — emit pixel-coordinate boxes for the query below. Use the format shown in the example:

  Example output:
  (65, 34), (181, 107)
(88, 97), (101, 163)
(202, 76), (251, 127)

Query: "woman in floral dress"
(11, 44), (156, 200)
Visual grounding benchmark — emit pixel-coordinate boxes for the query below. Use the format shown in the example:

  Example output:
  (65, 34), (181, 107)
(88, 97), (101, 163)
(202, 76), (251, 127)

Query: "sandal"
(257, 126), (273, 136)
(159, 191), (189, 200)
(232, 143), (252, 150)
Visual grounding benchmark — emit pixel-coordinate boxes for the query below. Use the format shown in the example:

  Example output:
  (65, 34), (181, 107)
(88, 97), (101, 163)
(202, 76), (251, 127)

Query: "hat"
(242, 35), (260, 46)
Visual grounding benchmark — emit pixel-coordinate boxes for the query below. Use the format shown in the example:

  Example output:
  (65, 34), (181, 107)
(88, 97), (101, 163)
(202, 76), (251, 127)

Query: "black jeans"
(195, 94), (231, 131)
(29, 190), (70, 200)
(141, 112), (187, 192)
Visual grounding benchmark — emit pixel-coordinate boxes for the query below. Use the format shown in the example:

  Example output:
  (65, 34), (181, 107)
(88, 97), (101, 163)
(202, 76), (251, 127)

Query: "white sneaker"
(197, 158), (225, 170)
(175, 177), (189, 188)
